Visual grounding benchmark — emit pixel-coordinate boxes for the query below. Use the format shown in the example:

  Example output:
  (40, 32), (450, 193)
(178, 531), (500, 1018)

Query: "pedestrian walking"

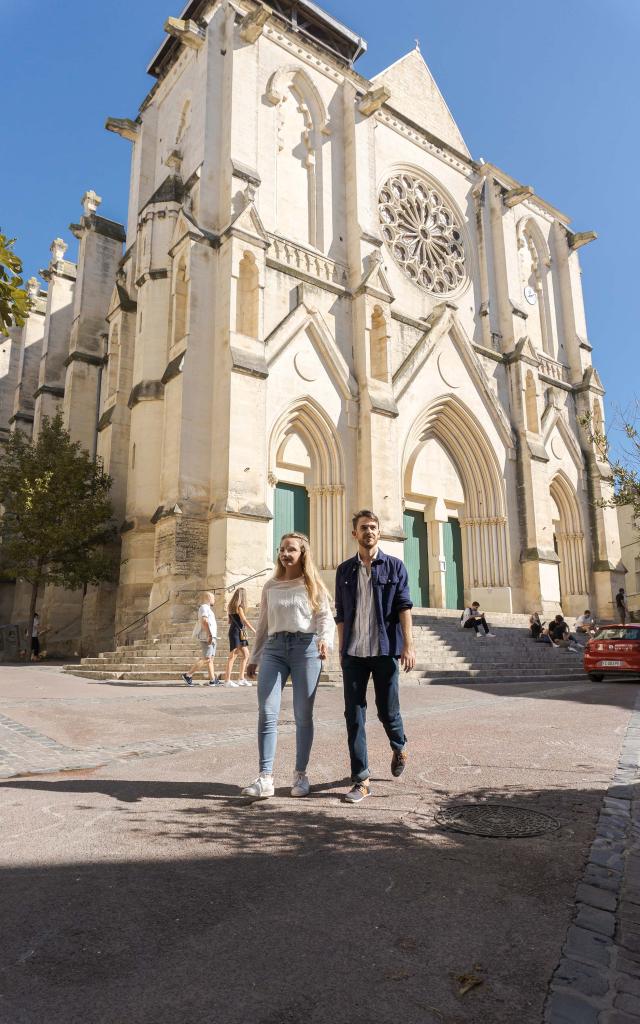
(335, 510), (415, 804)
(616, 588), (629, 625)
(181, 592), (220, 686)
(242, 532), (334, 800)
(223, 587), (255, 688)
(461, 601), (496, 637)
(30, 612), (41, 662)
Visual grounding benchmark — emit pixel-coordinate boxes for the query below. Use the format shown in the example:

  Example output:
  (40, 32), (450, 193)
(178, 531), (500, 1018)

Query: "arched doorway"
(403, 398), (509, 609)
(269, 399), (346, 570)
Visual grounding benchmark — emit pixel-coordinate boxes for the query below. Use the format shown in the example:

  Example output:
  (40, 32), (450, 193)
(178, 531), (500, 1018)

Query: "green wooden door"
(273, 483), (310, 557)
(443, 518), (464, 609)
(403, 510), (429, 607)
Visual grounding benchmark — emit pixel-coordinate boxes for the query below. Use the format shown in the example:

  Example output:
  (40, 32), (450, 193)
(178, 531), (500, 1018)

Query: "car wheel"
(588, 673), (604, 682)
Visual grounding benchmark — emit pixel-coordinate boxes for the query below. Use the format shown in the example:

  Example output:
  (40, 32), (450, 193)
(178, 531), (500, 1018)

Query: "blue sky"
(2, 0), (637, 443)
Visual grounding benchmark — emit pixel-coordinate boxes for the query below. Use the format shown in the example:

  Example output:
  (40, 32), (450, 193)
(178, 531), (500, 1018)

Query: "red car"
(584, 624), (640, 681)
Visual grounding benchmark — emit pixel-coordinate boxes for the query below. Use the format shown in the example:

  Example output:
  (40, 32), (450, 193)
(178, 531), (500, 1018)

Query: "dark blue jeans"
(342, 654), (407, 782)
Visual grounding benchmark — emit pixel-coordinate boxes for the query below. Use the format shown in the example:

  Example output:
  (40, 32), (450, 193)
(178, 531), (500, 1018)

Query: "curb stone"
(545, 690), (640, 1022)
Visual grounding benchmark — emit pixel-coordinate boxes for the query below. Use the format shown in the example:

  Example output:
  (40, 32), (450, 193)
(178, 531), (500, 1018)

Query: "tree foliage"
(0, 231), (30, 333)
(582, 402), (640, 521)
(0, 414), (116, 593)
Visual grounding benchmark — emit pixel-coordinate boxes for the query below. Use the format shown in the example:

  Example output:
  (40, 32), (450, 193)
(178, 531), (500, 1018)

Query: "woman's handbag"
(239, 627), (249, 642)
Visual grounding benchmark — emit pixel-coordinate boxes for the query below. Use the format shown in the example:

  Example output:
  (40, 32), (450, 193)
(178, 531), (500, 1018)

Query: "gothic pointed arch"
(403, 397), (509, 588)
(266, 65), (328, 250)
(550, 471), (588, 603)
(516, 216), (556, 359)
(269, 398), (345, 568)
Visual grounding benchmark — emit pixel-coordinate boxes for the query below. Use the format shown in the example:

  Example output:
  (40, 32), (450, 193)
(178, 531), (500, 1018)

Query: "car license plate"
(600, 660), (623, 667)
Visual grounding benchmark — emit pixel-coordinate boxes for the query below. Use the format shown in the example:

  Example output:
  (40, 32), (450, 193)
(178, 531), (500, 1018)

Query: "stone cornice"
(33, 383), (64, 399)
(97, 404), (116, 432)
(128, 379), (164, 409)
(64, 350), (105, 369)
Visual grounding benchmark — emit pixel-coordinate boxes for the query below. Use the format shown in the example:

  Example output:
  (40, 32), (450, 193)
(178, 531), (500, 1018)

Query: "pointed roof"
(372, 47), (469, 157)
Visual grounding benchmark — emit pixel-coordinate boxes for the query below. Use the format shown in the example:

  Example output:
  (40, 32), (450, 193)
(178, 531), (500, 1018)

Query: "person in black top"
(223, 588), (256, 687)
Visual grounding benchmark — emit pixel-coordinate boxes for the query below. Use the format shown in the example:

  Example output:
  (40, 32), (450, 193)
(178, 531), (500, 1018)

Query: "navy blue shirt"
(335, 549), (413, 657)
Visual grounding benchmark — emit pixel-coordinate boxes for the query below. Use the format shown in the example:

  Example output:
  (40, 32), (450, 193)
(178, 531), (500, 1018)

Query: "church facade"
(1, 0), (624, 653)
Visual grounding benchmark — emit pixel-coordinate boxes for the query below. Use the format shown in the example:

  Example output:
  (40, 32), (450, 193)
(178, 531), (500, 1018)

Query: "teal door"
(273, 483), (310, 557)
(403, 510), (429, 607)
(443, 518), (464, 609)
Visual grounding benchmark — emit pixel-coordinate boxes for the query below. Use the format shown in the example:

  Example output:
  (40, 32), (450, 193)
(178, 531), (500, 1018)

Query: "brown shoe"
(344, 780), (370, 804)
(391, 748), (408, 777)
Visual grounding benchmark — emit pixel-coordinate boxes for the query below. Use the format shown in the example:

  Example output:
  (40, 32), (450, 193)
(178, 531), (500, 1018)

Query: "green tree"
(0, 231), (30, 333)
(582, 402), (640, 519)
(0, 414), (116, 635)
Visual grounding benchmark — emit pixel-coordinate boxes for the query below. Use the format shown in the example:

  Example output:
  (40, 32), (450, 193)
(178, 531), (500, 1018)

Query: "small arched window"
(172, 255), (189, 347)
(236, 252), (259, 338)
(370, 305), (390, 383)
(525, 369), (539, 433)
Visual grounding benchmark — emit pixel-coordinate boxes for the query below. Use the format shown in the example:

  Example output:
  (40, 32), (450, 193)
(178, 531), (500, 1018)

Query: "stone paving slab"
(545, 692), (640, 1022)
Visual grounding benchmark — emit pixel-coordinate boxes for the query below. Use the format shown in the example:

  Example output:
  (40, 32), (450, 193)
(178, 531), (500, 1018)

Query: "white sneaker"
(291, 771), (310, 798)
(225, 680), (240, 687)
(475, 633), (483, 639)
(238, 678), (252, 687)
(242, 773), (274, 798)
(486, 632), (497, 638)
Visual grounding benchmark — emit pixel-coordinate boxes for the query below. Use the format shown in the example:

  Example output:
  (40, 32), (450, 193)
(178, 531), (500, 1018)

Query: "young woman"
(242, 532), (334, 800)
(223, 588), (255, 688)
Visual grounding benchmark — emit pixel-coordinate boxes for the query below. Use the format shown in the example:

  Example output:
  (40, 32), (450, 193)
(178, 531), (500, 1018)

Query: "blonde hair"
(228, 588), (247, 615)
(203, 591), (215, 604)
(274, 532), (329, 612)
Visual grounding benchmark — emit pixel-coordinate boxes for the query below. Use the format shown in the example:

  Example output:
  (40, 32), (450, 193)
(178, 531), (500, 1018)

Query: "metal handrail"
(113, 568), (271, 640)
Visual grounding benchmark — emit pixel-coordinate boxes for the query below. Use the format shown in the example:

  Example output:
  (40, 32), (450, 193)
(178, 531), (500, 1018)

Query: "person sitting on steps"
(574, 610), (595, 636)
(529, 612), (544, 639)
(461, 602), (496, 638)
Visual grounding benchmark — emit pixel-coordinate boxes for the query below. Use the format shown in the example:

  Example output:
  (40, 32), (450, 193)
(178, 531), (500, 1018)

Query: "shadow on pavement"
(1, 777), (619, 1024)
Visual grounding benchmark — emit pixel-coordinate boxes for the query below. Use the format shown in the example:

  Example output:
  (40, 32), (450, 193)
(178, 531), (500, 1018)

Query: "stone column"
(10, 277), (47, 437)
(343, 81), (404, 555)
(32, 239), (76, 437)
(63, 190), (125, 451)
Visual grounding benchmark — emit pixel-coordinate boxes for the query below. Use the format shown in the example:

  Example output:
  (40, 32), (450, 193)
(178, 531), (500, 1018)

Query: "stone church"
(0, 0), (624, 654)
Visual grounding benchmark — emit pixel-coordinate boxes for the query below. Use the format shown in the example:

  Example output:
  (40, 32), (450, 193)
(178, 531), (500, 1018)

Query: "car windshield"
(594, 628), (640, 641)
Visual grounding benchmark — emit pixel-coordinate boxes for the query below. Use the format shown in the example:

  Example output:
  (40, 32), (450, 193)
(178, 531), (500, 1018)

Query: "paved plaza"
(1, 665), (640, 1023)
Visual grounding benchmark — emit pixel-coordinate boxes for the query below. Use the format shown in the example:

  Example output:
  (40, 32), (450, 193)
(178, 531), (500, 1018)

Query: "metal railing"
(113, 568), (272, 642)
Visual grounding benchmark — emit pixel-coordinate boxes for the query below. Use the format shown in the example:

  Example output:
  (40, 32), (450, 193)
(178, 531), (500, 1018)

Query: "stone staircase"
(65, 608), (590, 687)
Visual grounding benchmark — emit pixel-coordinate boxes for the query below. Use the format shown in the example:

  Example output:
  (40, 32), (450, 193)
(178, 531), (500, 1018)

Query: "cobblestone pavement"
(546, 690), (640, 1023)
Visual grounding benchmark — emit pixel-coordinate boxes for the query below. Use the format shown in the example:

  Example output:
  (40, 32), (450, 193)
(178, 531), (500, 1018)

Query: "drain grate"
(434, 802), (560, 838)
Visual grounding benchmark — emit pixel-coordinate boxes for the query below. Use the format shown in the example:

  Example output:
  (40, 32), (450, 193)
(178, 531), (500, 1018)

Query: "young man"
(616, 589), (628, 625)
(461, 602), (496, 638)
(181, 592), (221, 687)
(574, 610), (595, 634)
(335, 510), (415, 804)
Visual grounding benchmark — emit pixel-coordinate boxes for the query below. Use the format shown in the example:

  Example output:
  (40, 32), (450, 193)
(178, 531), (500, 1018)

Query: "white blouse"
(251, 577), (335, 664)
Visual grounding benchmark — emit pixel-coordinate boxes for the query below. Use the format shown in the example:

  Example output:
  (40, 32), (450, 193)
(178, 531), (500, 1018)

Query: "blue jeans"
(257, 632), (322, 774)
(342, 654), (407, 782)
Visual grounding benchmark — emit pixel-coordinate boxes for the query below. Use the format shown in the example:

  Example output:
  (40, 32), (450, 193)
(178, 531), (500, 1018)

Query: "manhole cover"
(434, 802), (559, 838)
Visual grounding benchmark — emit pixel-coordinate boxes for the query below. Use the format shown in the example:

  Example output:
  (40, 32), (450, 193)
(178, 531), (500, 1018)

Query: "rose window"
(378, 173), (467, 294)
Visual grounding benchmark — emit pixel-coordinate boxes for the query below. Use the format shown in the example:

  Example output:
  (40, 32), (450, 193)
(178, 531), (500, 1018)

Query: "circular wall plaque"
(524, 285), (537, 305)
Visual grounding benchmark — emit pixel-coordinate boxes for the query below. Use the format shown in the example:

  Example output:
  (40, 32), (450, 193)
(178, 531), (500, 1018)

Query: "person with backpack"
(181, 592), (220, 686)
(460, 601), (496, 637)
